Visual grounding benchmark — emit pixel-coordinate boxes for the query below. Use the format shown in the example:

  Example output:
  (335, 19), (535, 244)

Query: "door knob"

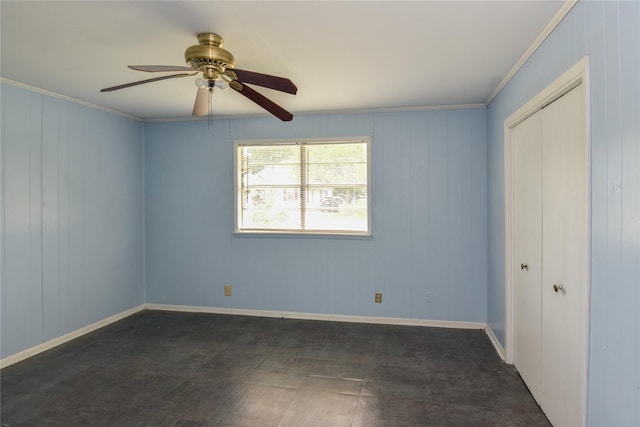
(520, 263), (529, 271)
(553, 284), (565, 294)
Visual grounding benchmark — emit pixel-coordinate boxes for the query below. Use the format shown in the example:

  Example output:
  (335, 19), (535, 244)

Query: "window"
(235, 137), (370, 236)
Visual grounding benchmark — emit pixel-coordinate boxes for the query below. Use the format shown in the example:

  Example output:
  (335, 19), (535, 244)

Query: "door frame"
(503, 55), (591, 412)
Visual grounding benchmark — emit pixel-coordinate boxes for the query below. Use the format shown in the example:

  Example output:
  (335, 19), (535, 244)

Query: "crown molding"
(485, 0), (578, 105)
(0, 77), (142, 121)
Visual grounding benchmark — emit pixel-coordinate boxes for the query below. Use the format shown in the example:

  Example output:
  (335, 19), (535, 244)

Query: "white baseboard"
(144, 303), (486, 330)
(0, 304), (146, 369)
(484, 324), (506, 360)
(2, 303), (499, 368)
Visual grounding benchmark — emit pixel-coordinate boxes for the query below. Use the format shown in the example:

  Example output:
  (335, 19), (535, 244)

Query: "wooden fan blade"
(129, 65), (196, 72)
(193, 87), (210, 117)
(100, 73), (196, 92)
(232, 83), (293, 122)
(228, 69), (297, 94)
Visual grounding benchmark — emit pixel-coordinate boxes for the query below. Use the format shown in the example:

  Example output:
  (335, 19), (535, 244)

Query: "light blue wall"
(145, 109), (487, 322)
(486, 1), (640, 425)
(1, 83), (145, 358)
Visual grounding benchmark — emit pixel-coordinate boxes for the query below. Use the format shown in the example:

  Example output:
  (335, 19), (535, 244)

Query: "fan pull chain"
(208, 87), (213, 129)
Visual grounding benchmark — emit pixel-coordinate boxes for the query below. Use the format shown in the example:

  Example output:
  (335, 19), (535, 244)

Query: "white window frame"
(234, 137), (372, 237)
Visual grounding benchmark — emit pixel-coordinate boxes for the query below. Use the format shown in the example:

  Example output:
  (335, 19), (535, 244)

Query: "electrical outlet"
(224, 285), (232, 297)
(375, 292), (382, 304)
(426, 291), (433, 303)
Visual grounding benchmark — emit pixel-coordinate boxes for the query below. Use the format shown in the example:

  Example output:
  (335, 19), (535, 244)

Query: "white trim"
(0, 304), (146, 369)
(233, 137), (372, 237)
(503, 56), (590, 424)
(0, 78), (142, 121)
(144, 303), (486, 330)
(504, 61), (586, 129)
(485, 0), (578, 105)
(0, 303), (497, 368)
(484, 325), (505, 361)
(143, 104), (486, 123)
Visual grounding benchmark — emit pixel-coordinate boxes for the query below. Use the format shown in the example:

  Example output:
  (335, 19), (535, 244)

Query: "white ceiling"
(1, 1), (565, 121)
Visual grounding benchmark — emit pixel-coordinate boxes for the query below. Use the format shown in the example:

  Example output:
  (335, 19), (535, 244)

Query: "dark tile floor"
(1, 310), (551, 426)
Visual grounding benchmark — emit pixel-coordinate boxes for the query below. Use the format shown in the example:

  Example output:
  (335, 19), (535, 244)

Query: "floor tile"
(301, 375), (363, 395)
(352, 395), (434, 427)
(278, 389), (359, 427)
(0, 310), (551, 426)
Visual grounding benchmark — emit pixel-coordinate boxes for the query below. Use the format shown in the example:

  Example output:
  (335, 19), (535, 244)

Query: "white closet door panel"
(541, 84), (587, 427)
(512, 111), (543, 404)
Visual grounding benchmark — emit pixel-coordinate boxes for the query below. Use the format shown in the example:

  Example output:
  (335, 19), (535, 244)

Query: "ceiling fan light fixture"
(214, 80), (230, 90)
(195, 76), (228, 91)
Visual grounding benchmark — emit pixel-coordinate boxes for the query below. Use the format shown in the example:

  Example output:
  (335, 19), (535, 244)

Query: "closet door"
(540, 84), (588, 427)
(512, 110), (543, 404)
(512, 83), (587, 426)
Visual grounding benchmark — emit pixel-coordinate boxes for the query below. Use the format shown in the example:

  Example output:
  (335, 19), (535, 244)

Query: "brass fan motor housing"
(185, 33), (236, 80)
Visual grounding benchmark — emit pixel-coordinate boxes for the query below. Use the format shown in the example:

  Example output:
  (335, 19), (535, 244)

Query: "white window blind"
(235, 138), (370, 235)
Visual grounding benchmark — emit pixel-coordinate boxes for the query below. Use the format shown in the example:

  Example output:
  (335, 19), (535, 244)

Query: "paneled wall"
(1, 83), (145, 358)
(145, 109), (487, 322)
(486, 1), (640, 425)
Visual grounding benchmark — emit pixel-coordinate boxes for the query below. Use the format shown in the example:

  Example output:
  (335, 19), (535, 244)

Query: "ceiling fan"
(100, 33), (297, 121)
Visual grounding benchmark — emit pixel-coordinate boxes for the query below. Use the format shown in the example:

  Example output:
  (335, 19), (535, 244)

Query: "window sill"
(233, 230), (372, 240)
